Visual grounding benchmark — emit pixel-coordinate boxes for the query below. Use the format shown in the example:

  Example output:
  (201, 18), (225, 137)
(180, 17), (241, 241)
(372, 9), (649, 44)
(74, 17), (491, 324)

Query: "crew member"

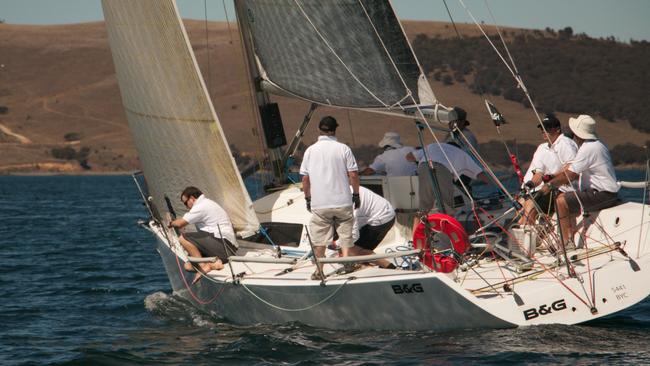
(406, 142), (489, 232)
(540, 115), (620, 249)
(349, 186), (397, 269)
(169, 186), (238, 284)
(519, 113), (578, 225)
(360, 132), (416, 176)
(300, 116), (360, 280)
(445, 106), (479, 152)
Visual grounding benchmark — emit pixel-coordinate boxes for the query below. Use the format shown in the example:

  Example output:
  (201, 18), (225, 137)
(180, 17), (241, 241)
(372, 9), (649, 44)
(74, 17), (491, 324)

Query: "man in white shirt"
(519, 114), (578, 224)
(348, 186), (396, 269)
(540, 115), (620, 248)
(360, 132), (417, 176)
(406, 142), (489, 214)
(445, 106), (479, 153)
(169, 186), (238, 284)
(300, 116), (360, 279)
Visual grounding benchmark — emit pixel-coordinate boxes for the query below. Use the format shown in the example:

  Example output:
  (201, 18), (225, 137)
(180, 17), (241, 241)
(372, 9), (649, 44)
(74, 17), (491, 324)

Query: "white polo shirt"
(569, 140), (619, 193)
(300, 136), (358, 209)
(369, 146), (417, 176)
(413, 143), (483, 179)
(524, 134), (578, 192)
(352, 186), (395, 242)
(183, 194), (238, 246)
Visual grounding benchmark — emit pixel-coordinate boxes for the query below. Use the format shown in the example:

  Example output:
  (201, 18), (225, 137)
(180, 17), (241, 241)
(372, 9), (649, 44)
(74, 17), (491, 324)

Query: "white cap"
(378, 132), (403, 148)
(569, 115), (598, 140)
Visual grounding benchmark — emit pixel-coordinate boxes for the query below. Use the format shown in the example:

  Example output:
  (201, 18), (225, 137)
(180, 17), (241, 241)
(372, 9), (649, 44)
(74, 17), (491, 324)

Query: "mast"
(233, 0), (287, 182)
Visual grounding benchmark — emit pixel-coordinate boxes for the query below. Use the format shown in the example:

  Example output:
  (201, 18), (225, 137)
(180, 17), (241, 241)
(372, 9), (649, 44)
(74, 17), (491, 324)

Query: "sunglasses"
(181, 197), (190, 208)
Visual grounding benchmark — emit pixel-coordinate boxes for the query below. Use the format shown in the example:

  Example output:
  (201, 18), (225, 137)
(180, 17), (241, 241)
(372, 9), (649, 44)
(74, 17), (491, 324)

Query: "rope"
(240, 278), (352, 312)
(174, 246), (226, 305)
(203, 0), (211, 96)
(637, 153), (650, 258)
(455, 0), (587, 218)
(221, 0), (235, 45)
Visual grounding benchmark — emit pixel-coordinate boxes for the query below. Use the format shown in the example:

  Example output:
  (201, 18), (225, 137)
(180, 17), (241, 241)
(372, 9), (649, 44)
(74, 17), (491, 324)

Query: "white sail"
(101, 0), (259, 233)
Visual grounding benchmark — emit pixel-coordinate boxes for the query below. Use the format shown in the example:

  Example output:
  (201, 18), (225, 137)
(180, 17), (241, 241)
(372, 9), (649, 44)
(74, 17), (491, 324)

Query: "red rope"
(476, 207), (593, 308)
(175, 252), (226, 305)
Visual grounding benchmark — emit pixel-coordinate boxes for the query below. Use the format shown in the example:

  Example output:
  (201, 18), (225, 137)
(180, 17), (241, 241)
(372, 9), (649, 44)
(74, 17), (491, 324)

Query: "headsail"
(102, 0), (259, 233)
(239, 0), (437, 112)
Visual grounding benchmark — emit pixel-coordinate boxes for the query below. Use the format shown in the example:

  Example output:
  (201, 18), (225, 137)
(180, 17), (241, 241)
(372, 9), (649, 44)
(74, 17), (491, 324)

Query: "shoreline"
(2, 170), (135, 176)
(1, 165), (646, 177)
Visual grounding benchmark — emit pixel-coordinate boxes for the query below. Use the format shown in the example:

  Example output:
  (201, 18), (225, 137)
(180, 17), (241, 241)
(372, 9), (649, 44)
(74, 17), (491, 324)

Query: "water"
(1, 172), (649, 365)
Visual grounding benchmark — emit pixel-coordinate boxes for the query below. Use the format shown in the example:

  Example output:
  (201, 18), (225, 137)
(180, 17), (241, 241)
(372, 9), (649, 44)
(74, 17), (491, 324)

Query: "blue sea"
(1, 171), (649, 365)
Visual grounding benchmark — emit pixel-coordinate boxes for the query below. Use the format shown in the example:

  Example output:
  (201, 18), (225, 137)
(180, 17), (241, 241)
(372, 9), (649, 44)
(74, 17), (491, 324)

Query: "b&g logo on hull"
(523, 299), (567, 320)
(392, 283), (424, 294)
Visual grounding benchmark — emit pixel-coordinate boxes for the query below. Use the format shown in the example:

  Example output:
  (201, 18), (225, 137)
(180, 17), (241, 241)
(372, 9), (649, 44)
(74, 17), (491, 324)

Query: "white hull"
(149, 186), (650, 331)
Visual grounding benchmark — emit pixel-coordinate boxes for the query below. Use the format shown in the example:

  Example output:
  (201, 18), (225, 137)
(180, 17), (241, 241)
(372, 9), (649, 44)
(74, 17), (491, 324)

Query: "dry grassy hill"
(0, 20), (648, 174)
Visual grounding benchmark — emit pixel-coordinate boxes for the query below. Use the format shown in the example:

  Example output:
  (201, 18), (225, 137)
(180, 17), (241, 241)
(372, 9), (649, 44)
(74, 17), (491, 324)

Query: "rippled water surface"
(1, 174), (649, 365)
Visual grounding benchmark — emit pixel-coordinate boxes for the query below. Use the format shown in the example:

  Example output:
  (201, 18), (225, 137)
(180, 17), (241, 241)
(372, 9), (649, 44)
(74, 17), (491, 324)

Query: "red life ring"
(413, 213), (469, 272)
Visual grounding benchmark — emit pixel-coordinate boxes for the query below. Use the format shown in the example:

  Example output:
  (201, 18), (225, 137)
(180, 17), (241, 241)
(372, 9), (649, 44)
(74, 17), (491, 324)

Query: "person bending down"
(348, 186), (397, 269)
(169, 186), (239, 284)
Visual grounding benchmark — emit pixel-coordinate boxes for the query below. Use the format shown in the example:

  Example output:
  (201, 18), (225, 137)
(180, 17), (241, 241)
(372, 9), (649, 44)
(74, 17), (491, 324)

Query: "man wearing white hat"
(540, 114), (619, 248)
(360, 132), (417, 176)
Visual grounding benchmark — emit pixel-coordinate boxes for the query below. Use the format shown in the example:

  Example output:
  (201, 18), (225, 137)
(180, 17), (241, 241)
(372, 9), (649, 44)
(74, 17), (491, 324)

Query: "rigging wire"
(346, 110), (357, 148)
(203, 0), (212, 96)
(455, 0), (595, 242)
(442, 0), (524, 188)
(232, 1), (272, 183)
(637, 146), (650, 258)
(222, 0), (235, 44)
(357, 0), (476, 204)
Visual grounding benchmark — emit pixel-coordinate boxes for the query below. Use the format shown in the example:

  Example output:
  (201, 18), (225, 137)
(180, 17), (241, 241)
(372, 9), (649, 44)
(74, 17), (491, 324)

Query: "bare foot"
(208, 260), (224, 271)
(191, 272), (202, 285)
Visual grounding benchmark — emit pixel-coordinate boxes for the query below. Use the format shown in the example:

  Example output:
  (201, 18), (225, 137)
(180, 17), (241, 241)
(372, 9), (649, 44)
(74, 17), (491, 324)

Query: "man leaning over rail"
(539, 115), (620, 249)
(169, 186), (238, 284)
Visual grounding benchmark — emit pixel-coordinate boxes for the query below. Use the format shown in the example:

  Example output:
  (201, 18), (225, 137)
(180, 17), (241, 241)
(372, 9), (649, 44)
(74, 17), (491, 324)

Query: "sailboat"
(102, 0), (650, 331)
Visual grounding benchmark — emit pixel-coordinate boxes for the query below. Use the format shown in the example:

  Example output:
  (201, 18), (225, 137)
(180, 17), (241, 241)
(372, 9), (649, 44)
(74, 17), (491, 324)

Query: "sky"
(0, 0), (648, 42)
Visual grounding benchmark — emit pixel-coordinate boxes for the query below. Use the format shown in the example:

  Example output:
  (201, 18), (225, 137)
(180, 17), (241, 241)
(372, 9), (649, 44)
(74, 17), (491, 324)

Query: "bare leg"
(340, 246), (349, 257)
(312, 245), (326, 273)
(348, 246), (392, 268)
(518, 199), (538, 225)
(556, 194), (575, 246)
(179, 234), (203, 271)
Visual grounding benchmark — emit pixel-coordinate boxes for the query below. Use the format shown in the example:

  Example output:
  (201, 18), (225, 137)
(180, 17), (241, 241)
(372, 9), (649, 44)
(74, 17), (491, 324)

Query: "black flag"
(485, 100), (506, 127)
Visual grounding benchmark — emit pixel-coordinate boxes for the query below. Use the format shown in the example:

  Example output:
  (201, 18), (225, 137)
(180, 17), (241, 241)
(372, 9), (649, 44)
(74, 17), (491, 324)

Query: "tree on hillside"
(412, 32), (650, 133)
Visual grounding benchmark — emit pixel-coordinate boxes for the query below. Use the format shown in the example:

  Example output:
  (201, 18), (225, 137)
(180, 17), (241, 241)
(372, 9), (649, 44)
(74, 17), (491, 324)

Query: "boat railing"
(187, 249), (421, 265)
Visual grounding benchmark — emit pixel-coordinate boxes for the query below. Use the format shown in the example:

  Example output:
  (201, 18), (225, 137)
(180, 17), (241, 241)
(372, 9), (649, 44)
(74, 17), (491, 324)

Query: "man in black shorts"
(169, 186), (239, 283)
(348, 186), (396, 269)
(539, 115), (620, 249)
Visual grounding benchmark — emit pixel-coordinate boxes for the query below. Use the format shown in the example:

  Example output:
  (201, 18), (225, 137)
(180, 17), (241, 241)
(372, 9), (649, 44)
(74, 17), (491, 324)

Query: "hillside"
(0, 20), (648, 174)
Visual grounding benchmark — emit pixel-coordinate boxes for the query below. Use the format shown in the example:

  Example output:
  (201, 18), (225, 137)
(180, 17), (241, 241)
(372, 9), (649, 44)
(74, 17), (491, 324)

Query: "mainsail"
(102, 0), (259, 233)
(238, 0), (437, 112)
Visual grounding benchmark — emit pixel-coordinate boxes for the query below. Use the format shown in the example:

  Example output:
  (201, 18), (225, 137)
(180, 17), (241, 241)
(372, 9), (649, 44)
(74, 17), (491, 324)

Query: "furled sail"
(239, 0), (437, 111)
(102, 0), (259, 233)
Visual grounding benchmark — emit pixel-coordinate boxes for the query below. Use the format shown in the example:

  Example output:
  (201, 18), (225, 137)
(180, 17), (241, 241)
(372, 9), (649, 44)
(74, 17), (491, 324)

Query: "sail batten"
(240, 0), (437, 111)
(102, 0), (259, 234)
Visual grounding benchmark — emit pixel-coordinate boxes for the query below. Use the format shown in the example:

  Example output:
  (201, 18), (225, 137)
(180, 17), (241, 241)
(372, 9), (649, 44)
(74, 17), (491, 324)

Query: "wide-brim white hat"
(569, 115), (598, 140)
(378, 132), (403, 148)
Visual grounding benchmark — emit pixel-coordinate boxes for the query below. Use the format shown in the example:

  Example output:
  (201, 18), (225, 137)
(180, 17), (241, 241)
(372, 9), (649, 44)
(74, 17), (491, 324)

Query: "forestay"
(239, 0), (436, 111)
(102, 0), (259, 233)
